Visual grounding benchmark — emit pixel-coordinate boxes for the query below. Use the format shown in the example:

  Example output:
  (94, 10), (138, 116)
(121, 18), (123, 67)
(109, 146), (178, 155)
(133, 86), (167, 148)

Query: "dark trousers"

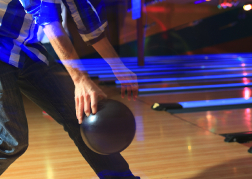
(0, 55), (139, 179)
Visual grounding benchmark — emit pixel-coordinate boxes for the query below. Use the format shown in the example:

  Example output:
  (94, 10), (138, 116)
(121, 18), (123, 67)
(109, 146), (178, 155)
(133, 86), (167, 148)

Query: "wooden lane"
(132, 78), (248, 89)
(137, 87), (251, 105)
(172, 108), (252, 135)
(2, 84), (252, 178)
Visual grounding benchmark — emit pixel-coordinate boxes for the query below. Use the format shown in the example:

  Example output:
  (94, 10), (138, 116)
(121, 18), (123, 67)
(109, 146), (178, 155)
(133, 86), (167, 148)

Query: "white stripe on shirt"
(80, 21), (107, 42)
(65, 0), (87, 32)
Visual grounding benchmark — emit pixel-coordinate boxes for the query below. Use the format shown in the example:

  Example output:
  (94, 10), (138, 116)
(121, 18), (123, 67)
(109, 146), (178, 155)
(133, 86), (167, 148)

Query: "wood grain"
(1, 84), (252, 179)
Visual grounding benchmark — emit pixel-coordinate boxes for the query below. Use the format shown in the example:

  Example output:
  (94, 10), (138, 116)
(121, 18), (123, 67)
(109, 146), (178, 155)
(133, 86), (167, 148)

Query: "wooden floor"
(2, 81), (252, 179)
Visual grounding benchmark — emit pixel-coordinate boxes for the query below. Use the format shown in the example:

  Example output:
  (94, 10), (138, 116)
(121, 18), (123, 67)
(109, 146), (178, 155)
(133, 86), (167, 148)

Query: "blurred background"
(56, 0), (252, 58)
(39, 0), (252, 59)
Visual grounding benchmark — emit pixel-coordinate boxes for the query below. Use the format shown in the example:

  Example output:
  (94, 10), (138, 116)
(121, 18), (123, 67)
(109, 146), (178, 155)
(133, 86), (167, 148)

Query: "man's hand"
(74, 77), (107, 124)
(112, 66), (138, 101)
(92, 37), (139, 100)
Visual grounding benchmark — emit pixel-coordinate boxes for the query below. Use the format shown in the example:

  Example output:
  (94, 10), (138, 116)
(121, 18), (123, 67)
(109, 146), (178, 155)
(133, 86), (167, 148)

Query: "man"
(0, 0), (139, 178)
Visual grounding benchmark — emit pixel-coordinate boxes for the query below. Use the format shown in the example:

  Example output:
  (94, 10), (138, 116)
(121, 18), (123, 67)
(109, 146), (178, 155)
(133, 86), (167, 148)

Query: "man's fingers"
(75, 97), (79, 121)
(90, 92), (98, 114)
(84, 94), (91, 117)
(127, 85), (132, 101)
(78, 96), (84, 124)
(121, 83), (138, 101)
(121, 85), (126, 98)
(132, 84), (138, 101)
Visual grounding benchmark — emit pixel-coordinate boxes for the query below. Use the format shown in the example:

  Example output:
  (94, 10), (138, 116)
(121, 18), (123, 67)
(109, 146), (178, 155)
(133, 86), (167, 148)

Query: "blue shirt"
(0, 0), (107, 68)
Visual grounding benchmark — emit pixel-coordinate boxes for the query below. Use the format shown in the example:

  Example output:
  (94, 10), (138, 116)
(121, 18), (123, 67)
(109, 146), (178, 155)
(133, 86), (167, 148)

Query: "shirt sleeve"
(19, 0), (62, 26)
(62, 0), (108, 45)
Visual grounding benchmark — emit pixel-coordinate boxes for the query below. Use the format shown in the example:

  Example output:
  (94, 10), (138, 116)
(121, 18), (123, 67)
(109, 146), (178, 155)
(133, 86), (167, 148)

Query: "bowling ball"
(80, 99), (136, 155)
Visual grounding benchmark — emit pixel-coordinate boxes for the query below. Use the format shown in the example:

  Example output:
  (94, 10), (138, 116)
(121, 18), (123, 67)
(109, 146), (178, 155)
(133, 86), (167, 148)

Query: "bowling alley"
(1, 0), (252, 178)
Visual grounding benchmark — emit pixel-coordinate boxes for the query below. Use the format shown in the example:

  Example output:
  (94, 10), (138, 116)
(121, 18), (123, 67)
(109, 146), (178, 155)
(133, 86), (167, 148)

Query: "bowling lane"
(2, 83), (252, 179)
(138, 87), (252, 105)
(99, 67), (252, 81)
(131, 78), (249, 89)
(115, 73), (252, 85)
(137, 84), (252, 135)
(171, 108), (252, 135)
(105, 86), (252, 179)
(107, 90), (252, 179)
(76, 54), (252, 68)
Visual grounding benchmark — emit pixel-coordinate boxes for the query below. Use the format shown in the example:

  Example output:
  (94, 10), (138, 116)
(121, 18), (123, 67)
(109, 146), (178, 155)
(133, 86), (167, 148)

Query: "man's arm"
(43, 21), (107, 124)
(61, 9), (138, 100)
(43, 21), (84, 82)
(92, 37), (138, 101)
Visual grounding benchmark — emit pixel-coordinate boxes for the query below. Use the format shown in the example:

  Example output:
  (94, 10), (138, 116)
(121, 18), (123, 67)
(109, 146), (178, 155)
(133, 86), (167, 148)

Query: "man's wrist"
(73, 72), (89, 85)
(66, 67), (89, 85)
